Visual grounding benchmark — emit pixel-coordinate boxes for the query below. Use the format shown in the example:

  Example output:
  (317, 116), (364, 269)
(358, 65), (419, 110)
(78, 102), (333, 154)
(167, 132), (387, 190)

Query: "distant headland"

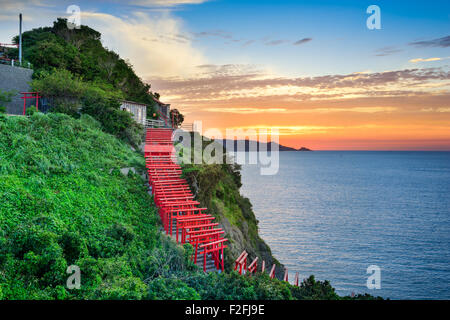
(218, 139), (312, 152)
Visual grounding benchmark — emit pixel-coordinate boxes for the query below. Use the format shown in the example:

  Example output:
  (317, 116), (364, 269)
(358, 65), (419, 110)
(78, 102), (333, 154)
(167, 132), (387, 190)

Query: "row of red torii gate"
(145, 127), (301, 286)
(145, 128), (227, 272)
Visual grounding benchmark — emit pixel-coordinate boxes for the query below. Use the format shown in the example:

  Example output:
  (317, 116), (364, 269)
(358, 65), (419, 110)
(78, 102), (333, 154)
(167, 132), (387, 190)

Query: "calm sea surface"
(240, 151), (450, 299)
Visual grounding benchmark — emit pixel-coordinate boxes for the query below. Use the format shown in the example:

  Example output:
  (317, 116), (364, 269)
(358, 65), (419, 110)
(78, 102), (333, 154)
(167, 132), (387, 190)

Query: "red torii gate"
(199, 238), (228, 272)
(190, 229), (225, 264)
(21, 92), (40, 115)
(165, 207), (208, 236)
(144, 127), (228, 273)
(234, 250), (248, 275)
(235, 250), (259, 275)
(176, 214), (216, 242)
(182, 220), (218, 241)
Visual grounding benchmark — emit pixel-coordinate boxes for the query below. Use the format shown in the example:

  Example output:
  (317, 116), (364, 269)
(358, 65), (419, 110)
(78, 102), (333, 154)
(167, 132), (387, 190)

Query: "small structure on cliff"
(120, 100), (147, 126)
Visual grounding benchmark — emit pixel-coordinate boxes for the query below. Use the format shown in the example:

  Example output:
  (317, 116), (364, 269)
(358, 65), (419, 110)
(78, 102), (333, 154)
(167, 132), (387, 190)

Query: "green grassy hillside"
(0, 112), (159, 299)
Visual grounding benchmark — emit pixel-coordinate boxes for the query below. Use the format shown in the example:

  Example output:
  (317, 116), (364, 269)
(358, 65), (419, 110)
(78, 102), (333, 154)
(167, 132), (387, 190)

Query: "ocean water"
(240, 151), (450, 300)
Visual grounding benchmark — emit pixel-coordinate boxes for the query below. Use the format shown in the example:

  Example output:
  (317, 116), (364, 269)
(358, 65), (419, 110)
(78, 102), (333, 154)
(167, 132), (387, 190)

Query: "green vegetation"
(25, 106), (37, 116)
(0, 113), (157, 299)
(0, 90), (16, 114)
(170, 109), (184, 127)
(4, 19), (160, 147)
(10, 19), (158, 107)
(0, 113), (373, 300)
(30, 69), (142, 147)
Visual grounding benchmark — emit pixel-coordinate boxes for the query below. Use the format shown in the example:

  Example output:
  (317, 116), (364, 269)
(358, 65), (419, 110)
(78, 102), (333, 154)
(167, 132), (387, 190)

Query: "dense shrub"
(147, 278), (200, 300)
(9, 18), (157, 147)
(30, 69), (143, 147)
(30, 69), (87, 116)
(170, 109), (184, 127)
(12, 18), (158, 108)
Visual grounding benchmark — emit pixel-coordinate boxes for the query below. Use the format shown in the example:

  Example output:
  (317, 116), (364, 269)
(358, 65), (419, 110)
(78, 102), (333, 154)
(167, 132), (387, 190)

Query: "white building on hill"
(120, 100), (147, 125)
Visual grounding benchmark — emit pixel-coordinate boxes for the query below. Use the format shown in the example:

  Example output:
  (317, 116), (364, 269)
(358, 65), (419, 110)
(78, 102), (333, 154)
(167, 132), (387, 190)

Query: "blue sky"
(2, 0), (449, 77)
(167, 0), (450, 76)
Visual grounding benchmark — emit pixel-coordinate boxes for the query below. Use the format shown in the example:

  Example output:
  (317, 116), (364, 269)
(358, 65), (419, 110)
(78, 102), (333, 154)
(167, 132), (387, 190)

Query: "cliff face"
(180, 134), (284, 276)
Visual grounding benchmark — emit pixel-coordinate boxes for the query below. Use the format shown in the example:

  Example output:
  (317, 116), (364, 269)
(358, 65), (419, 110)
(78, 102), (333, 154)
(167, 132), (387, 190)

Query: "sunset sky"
(1, 0), (449, 150)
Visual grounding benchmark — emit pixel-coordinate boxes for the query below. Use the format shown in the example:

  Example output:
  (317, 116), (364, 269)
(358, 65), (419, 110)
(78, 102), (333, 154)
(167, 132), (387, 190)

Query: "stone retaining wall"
(0, 64), (34, 114)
